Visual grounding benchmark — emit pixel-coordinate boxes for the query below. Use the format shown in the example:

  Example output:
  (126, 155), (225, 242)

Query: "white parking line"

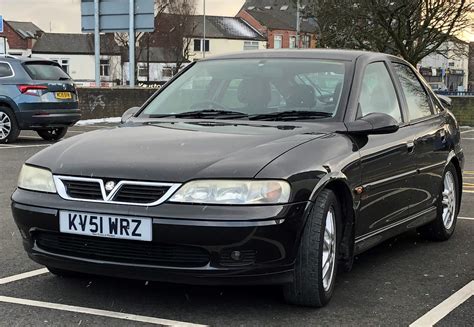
(0, 268), (48, 285)
(410, 280), (474, 327)
(459, 216), (474, 221)
(462, 138), (474, 140)
(460, 129), (474, 134)
(0, 296), (206, 327)
(0, 144), (50, 149)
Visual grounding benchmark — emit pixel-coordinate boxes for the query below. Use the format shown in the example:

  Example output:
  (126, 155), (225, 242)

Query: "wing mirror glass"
(121, 107), (140, 124)
(343, 113), (399, 135)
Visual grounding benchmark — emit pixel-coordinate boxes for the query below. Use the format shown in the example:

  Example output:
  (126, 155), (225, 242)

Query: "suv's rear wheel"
(283, 189), (341, 307)
(0, 106), (20, 144)
(36, 127), (68, 141)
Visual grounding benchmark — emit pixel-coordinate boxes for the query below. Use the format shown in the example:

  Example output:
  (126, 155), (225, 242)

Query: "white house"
(419, 39), (470, 92)
(187, 15), (267, 60)
(32, 33), (122, 86)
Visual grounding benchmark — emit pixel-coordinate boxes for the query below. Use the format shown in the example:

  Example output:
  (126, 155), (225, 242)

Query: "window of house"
(392, 63), (433, 121)
(100, 59), (110, 77)
(194, 39), (210, 52)
(359, 62), (402, 123)
(274, 35), (282, 49)
(138, 63), (148, 77)
(289, 36), (296, 49)
(162, 67), (173, 78)
(244, 41), (259, 50)
(0, 62), (14, 78)
(302, 35), (311, 48)
(59, 59), (69, 74)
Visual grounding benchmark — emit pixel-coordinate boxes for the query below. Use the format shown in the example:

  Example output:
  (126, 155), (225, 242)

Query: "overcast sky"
(0, 0), (246, 33)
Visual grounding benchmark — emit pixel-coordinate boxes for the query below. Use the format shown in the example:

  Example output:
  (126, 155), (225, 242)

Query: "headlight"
(169, 180), (290, 204)
(18, 164), (56, 193)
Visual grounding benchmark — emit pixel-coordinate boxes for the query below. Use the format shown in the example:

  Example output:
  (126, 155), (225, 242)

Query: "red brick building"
(0, 21), (43, 56)
(237, 0), (317, 49)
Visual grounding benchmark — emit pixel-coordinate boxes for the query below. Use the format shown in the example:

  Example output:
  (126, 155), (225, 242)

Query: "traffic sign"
(0, 16), (4, 33)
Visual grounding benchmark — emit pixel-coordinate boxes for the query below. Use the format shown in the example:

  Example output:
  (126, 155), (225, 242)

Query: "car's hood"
(28, 120), (339, 182)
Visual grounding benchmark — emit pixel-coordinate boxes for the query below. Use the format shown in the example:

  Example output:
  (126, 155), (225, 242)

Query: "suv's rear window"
(23, 62), (70, 81)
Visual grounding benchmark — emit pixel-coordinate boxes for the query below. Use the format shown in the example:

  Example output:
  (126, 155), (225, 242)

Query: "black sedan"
(11, 50), (463, 307)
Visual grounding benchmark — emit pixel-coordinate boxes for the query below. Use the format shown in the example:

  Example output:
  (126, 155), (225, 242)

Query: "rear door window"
(392, 63), (433, 121)
(23, 62), (71, 81)
(0, 63), (13, 78)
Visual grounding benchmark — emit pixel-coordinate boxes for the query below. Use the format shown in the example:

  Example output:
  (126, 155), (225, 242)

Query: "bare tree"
(305, 0), (472, 65)
(152, 0), (197, 74)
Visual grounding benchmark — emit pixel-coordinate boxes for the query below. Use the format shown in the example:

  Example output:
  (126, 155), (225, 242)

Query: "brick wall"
(268, 29), (317, 49)
(451, 97), (474, 126)
(0, 22), (28, 50)
(77, 87), (158, 120)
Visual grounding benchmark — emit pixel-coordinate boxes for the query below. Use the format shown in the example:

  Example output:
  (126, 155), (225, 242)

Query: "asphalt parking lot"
(0, 125), (472, 326)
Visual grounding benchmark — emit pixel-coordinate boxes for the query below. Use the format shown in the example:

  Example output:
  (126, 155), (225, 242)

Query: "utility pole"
(129, 0), (135, 87)
(296, 0), (300, 49)
(94, 0), (100, 87)
(202, 0), (206, 58)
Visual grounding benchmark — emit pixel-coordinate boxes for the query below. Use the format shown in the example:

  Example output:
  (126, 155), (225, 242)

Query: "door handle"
(406, 141), (415, 153)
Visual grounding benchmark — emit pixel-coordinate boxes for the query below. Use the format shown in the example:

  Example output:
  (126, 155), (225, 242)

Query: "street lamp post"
(203, 0), (206, 58)
(296, 0), (300, 48)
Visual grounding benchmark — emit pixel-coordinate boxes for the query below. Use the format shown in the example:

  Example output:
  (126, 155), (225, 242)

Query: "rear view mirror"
(342, 113), (399, 135)
(121, 107), (140, 124)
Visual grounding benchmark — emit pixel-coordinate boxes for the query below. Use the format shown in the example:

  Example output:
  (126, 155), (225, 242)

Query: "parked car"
(0, 55), (80, 143)
(11, 50), (463, 307)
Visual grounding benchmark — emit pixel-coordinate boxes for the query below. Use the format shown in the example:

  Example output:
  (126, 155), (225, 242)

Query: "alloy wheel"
(441, 171), (456, 230)
(322, 207), (336, 292)
(0, 112), (12, 140)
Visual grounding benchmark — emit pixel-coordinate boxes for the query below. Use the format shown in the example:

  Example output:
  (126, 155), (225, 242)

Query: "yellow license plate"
(55, 92), (72, 99)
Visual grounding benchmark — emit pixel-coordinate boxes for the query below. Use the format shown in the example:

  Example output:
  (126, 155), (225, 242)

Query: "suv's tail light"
(18, 85), (48, 96)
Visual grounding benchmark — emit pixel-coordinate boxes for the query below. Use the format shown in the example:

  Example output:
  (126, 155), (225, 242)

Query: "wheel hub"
(441, 171), (456, 230)
(322, 207), (336, 292)
(0, 112), (12, 140)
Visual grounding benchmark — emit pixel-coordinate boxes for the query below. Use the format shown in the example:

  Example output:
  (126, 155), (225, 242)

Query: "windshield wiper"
(149, 109), (249, 119)
(249, 110), (333, 121)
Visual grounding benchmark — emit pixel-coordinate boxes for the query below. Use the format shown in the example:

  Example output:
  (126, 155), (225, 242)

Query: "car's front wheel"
(283, 189), (341, 307)
(36, 127), (68, 141)
(0, 106), (20, 144)
(419, 163), (459, 241)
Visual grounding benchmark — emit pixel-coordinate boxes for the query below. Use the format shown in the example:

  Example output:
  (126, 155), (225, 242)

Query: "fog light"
(231, 250), (242, 261)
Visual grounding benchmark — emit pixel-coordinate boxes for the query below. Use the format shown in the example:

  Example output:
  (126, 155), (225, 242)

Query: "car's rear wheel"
(283, 189), (340, 307)
(0, 106), (20, 144)
(419, 163), (459, 241)
(36, 127), (68, 141)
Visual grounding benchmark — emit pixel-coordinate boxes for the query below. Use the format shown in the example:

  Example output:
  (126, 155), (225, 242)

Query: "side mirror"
(437, 94), (452, 108)
(343, 113), (399, 135)
(121, 106), (140, 124)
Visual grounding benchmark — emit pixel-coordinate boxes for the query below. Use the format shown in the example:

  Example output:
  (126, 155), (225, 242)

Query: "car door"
(355, 61), (419, 239)
(391, 62), (449, 215)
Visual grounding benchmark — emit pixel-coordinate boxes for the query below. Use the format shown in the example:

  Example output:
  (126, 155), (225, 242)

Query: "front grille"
(62, 180), (102, 200)
(113, 184), (170, 204)
(35, 232), (210, 268)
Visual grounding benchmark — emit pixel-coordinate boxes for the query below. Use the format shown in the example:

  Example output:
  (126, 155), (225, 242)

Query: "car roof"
(201, 49), (401, 62)
(0, 55), (57, 64)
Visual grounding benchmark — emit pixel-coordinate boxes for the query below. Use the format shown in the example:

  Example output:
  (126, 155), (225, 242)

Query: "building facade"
(237, 0), (317, 49)
(0, 20), (43, 56)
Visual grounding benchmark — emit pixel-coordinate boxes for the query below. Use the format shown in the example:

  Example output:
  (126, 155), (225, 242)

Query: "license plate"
(55, 91), (72, 99)
(59, 211), (152, 241)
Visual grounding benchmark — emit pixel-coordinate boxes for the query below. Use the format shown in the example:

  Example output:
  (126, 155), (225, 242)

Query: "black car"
(0, 55), (80, 143)
(11, 50), (463, 307)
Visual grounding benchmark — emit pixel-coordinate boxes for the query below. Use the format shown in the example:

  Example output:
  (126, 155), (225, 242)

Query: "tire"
(47, 266), (85, 278)
(283, 189), (341, 307)
(0, 106), (20, 144)
(418, 163), (459, 241)
(36, 127), (68, 141)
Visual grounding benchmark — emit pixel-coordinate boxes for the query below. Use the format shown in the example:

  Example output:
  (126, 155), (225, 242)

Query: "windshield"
(140, 59), (347, 120)
(23, 62), (71, 81)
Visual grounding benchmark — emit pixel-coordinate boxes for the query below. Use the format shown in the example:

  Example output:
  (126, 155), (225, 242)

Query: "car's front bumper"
(11, 189), (312, 285)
